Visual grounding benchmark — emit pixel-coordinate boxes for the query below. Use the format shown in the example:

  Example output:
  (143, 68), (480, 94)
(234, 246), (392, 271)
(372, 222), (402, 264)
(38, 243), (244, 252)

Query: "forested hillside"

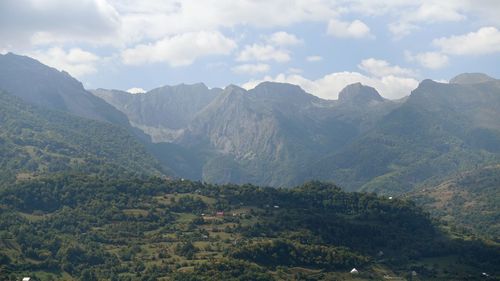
(0, 176), (498, 280)
(311, 78), (500, 194)
(0, 90), (164, 183)
(411, 164), (500, 239)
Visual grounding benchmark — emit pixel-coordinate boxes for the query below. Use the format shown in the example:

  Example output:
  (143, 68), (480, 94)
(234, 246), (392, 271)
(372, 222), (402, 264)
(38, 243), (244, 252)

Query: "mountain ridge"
(450, 72), (497, 85)
(0, 90), (165, 183)
(0, 53), (132, 127)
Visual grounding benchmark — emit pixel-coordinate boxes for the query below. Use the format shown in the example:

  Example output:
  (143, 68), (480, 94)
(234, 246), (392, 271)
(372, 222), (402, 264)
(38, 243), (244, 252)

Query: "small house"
(350, 268), (359, 274)
(216, 211), (224, 217)
(22, 278), (31, 281)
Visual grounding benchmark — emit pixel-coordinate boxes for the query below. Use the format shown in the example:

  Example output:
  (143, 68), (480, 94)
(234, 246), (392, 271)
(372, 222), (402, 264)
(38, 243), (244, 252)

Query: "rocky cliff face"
(90, 71), (499, 194)
(176, 82), (398, 186)
(93, 83), (221, 142)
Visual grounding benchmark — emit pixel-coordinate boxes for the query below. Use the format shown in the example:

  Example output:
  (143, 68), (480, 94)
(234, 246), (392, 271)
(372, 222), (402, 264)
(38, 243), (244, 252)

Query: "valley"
(0, 53), (498, 280)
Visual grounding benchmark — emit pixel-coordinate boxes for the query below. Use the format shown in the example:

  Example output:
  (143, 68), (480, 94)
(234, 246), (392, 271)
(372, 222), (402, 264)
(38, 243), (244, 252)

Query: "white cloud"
(381, 1), (500, 38)
(28, 47), (100, 77)
(349, 1), (467, 38)
(267, 31), (302, 46)
(388, 22), (419, 38)
(121, 31), (237, 66)
(126, 87), (146, 94)
(114, 0), (340, 44)
(0, 0), (120, 48)
(242, 65), (418, 100)
(0, 1), (339, 50)
(408, 2), (465, 23)
(236, 44), (290, 63)
(358, 58), (415, 78)
(327, 19), (372, 39)
(232, 63), (270, 75)
(352, 1), (495, 39)
(3, 0), (500, 49)
(306, 55), (323, 62)
(405, 51), (449, 69)
(433, 27), (500, 56)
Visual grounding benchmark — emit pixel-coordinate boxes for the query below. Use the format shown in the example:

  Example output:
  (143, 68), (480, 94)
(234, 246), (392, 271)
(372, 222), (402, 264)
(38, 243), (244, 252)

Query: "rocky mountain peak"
(338, 83), (384, 104)
(450, 73), (496, 85)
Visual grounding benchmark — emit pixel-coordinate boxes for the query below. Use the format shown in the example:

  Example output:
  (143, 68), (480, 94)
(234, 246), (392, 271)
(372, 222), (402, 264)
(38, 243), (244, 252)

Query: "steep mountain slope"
(0, 53), (133, 128)
(0, 90), (163, 183)
(178, 82), (397, 186)
(410, 164), (500, 239)
(92, 80), (400, 187)
(92, 84), (222, 142)
(182, 84), (311, 186)
(328, 82), (402, 132)
(312, 77), (500, 193)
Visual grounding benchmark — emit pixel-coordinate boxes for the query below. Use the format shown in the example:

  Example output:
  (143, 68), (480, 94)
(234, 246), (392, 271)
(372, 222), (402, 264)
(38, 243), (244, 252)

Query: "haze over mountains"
(1, 52), (499, 238)
(1, 0), (500, 279)
(94, 67), (500, 195)
(0, 53), (130, 127)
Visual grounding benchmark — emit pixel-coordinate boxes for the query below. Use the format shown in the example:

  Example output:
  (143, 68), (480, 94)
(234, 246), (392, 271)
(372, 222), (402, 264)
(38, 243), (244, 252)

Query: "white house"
(350, 268), (359, 274)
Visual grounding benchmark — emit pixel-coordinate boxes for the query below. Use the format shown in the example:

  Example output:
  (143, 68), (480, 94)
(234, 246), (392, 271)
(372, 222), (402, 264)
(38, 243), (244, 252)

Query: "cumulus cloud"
(121, 31), (237, 66)
(243, 60), (419, 100)
(114, 0), (339, 44)
(126, 87), (146, 94)
(433, 27), (500, 55)
(405, 51), (449, 69)
(381, 1), (500, 38)
(267, 31), (302, 46)
(327, 19), (372, 39)
(388, 22), (419, 38)
(3, 0), (500, 48)
(408, 2), (465, 23)
(350, 1), (466, 38)
(236, 44), (290, 63)
(350, 1), (499, 39)
(232, 63), (270, 75)
(306, 55), (323, 62)
(358, 58), (415, 78)
(0, 0), (120, 48)
(0, 1), (338, 50)
(28, 47), (100, 77)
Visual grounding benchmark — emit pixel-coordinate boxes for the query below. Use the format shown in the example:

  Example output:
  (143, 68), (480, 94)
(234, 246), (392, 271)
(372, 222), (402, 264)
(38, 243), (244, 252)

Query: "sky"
(1, 0), (500, 100)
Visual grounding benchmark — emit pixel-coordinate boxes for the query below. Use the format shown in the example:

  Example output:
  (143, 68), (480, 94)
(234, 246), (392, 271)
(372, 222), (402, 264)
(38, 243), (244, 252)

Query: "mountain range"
(94, 72), (500, 194)
(0, 53), (499, 238)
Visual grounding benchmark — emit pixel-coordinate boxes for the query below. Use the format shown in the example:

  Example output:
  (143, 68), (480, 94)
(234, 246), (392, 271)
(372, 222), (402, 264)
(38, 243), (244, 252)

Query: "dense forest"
(0, 175), (498, 280)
